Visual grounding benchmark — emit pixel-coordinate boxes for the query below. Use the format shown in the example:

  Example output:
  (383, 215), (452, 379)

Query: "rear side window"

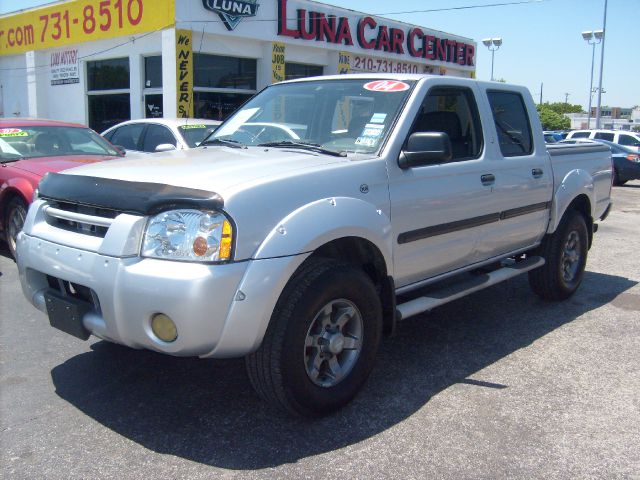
(571, 131), (590, 138)
(618, 134), (640, 147)
(110, 124), (145, 151)
(594, 132), (614, 141)
(487, 91), (533, 157)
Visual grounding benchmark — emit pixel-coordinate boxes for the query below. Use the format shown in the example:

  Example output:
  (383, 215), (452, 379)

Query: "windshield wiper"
(0, 155), (22, 164)
(200, 138), (247, 149)
(257, 141), (346, 157)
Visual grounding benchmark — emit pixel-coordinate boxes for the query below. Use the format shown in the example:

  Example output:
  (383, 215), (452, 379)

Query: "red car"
(0, 118), (123, 258)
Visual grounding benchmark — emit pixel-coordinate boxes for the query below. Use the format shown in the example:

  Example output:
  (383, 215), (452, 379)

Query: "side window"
(142, 124), (176, 152)
(571, 131), (591, 138)
(110, 124), (145, 151)
(618, 134), (640, 147)
(411, 87), (483, 160)
(487, 91), (533, 157)
(594, 132), (614, 141)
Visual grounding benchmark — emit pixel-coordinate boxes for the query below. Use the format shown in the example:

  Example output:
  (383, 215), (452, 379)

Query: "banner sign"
(50, 48), (79, 85)
(271, 41), (285, 83)
(176, 29), (193, 118)
(338, 51), (350, 74)
(0, 0), (175, 56)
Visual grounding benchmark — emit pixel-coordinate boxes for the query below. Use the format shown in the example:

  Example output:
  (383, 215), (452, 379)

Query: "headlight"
(142, 209), (233, 262)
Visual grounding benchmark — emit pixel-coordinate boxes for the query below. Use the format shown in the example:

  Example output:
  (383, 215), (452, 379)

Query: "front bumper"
(17, 232), (300, 358)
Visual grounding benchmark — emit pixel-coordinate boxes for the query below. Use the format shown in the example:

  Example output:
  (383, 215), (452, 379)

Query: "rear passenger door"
(472, 89), (553, 261)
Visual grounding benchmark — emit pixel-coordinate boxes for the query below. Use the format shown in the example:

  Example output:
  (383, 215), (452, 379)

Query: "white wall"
(0, 54), (29, 118)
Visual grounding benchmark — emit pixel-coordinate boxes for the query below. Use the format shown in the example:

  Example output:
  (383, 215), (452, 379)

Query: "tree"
(537, 104), (571, 131)
(539, 102), (584, 115)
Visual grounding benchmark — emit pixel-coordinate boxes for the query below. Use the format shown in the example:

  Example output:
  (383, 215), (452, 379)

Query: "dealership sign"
(202, 0), (260, 30)
(276, 0), (475, 67)
(50, 48), (79, 86)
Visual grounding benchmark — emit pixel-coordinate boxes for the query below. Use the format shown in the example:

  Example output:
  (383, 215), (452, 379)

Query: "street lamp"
(582, 29), (603, 128)
(482, 37), (502, 81)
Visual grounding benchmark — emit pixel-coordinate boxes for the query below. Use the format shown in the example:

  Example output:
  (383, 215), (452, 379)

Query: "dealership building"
(0, 0), (476, 132)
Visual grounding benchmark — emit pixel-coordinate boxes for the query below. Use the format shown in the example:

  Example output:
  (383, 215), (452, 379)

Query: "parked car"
(17, 75), (612, 416)
(565, 129), (640, 152)
(102, 118), (221, 154)
(0, 118), (123, 258)
(543, 131), (562, 143)
(560, 138), (640, 185)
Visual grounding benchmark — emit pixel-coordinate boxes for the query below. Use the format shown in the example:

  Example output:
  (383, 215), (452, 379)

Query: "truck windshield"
(207, 79), (416, 154)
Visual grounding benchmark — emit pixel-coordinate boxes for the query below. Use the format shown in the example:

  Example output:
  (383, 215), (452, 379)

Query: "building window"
(285, 63), (323, 81)
(192, 54), (256, 121)
(194, 91), (252, 121)
(87, 58), (130, 132)
(144, 56), (163, 118)
(194, 54), (256, 90)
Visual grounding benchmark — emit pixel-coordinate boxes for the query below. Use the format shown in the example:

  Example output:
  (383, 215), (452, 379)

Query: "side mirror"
(114, 145), (127, 156)
(155, 143), (177, 152)
(399, 132), (452, 169)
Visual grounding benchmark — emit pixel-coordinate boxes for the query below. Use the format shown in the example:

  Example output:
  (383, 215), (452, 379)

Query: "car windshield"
(0, 125), (121, 161)
(177, 124), (220, 148)
(207, 78), (416, 154)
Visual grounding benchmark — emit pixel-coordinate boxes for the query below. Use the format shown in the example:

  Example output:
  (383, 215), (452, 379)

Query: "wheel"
(612, 169), (626, 186)
(5, 197), (28, 259)
(245, 258), (382, 417)
(528, 210), (588, 301)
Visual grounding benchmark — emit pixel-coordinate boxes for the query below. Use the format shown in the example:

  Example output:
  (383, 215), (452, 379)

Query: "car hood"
(61, 146), (358, 198)
(9, 154), (119, 177)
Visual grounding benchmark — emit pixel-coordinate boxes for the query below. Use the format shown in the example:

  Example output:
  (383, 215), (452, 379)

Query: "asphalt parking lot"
(1, 182), (639, 479)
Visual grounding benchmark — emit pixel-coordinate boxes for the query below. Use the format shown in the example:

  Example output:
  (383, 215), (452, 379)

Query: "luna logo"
(202, 0), (260, 31)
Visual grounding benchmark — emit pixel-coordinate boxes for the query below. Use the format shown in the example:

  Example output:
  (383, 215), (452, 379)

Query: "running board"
(396, 256), (545, 321)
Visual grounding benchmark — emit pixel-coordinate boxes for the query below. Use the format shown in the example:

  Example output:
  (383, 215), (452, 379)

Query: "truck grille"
(43, 201), (122, 238)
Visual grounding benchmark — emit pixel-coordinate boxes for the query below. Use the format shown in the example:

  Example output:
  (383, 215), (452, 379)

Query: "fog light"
(151, 313), (178, 342)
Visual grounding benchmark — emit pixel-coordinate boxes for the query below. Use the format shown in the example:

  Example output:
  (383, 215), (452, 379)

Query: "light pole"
(482, 37), (502, 81)
(582, 30), (603, 129)
(595, 0), (608, 129)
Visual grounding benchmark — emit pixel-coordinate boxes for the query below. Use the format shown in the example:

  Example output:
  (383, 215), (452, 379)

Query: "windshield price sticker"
(363, 80), (410, 92)
(0, 129), (28, 137)
(180, 124), (207, 129)
(370, 113), (387, 124)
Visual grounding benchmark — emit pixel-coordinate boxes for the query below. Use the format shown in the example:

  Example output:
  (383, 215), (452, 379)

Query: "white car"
(565, 129), (640, 152)
(102, 118), (221, 154)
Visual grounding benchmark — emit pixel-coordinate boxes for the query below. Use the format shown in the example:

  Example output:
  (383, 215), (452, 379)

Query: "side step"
(396, 256), (545, 321)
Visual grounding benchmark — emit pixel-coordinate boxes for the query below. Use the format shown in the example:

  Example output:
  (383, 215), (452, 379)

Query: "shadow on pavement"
(51, 270), (636, 469)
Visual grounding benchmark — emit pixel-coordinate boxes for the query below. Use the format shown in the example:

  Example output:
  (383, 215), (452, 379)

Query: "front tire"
(245, 258), (382, 417)
(529, 210), (588, 301)
(5, 197), (27, 260)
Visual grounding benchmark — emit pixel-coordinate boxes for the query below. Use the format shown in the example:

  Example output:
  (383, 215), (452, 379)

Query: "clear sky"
(1, 0), (638, 109)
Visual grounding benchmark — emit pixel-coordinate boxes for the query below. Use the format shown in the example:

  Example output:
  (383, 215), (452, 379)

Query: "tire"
(245, 258), (382, 417)
(528, 210), (588, 301)
(4, 197), (28, 260)
(613, 169), (626, 186)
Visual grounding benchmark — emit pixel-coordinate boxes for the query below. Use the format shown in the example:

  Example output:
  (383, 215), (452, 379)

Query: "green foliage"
(539, 102), (584, 115)
(537, 104), (571, 131)
(632, 125), (640, 133)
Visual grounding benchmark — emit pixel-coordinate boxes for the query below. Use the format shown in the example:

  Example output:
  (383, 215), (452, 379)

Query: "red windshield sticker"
(363, 80), (410, 92)
(0, 128), (28, 137)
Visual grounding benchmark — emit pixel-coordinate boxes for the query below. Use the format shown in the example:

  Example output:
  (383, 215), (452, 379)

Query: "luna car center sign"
(276, 0), (475, 67)
(202, 0), (259, 30)
(50, 48), (79, 86)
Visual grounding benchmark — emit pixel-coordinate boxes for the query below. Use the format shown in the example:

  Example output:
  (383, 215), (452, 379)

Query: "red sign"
(363, 80), (410, 92)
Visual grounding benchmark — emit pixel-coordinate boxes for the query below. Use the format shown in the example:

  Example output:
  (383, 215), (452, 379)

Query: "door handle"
(481, 174), (495, 186)
(532, 168), (544, 178)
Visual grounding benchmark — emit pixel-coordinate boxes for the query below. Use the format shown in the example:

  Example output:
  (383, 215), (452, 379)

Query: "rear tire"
(245, 258), (382, 417)
(5, 197), (27, 260)
(529, 210), (588, 301)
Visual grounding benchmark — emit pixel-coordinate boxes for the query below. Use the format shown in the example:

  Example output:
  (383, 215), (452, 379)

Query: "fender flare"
(548, 169), (595, 234)
(253, 196), (394, 274)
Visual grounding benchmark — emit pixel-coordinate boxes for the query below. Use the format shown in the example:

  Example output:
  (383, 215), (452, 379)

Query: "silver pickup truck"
(17, 75), (612, 416)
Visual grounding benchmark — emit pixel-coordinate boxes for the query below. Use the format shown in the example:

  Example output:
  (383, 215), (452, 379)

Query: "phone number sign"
(0, 0), (175, 56)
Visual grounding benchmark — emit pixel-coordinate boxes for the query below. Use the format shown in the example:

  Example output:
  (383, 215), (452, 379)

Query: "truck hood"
(61, 146), (355, 197)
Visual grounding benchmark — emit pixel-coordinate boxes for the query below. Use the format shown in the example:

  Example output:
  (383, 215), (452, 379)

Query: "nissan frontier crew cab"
(17, 75), (613, 417)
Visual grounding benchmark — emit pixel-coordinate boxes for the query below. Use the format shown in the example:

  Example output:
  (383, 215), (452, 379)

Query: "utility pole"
(539, 83), (543, 105)
(565, 93), (570, 104)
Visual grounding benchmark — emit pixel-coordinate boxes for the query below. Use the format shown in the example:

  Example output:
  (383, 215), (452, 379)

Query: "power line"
(372, 0), (548, 15)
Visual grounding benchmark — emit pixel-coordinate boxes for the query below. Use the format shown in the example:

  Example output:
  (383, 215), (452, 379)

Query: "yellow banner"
(271, 41), (285, 84)
(176, 29), (193, 118)
(0, 0), (175, 56)
(338, 51), (351, 74)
